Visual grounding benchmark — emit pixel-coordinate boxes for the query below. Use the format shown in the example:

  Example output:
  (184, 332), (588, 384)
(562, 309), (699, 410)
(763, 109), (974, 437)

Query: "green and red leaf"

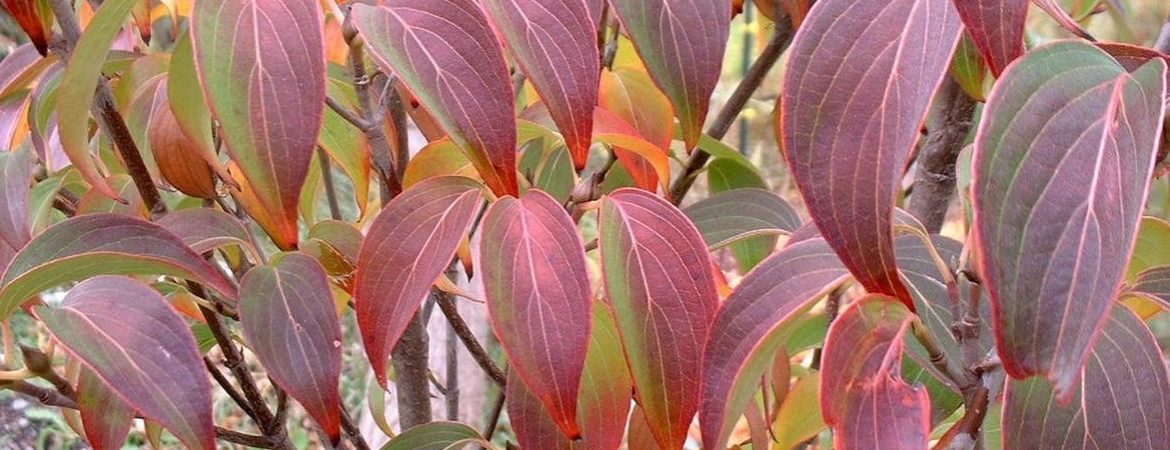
(354, 176), (484, 387)
(36, 276), (214, 450)
(480, 189), (592, 439)
(0, 0), (51, 55)
(190, 0), (326, 250)
(0, 213), (237, 319)
(820, 295), (930, 450)
(155, 208), (253, 256)
(239, 253), (342, 443)
(972, 41), (1167, 396)
(56, 0), (144, 200)
(1003, 305), (1170, 449)
(699, 237), (849, 449)
(483, 0), (598, 168)
(76, 367), (135, 450)
(351, 1), (519, 196)
(598, 67), (674, 192)
(779, 0), (961, 308)
(684, 187), (802, 251)
(951, 0), (1028, 76)
(507, 303), (632, 450)
(608, 0), (730, 149)
(598, 188), (719, 449)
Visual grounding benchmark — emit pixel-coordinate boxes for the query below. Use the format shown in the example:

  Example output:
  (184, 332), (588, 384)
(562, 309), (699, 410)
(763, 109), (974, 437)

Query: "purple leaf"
(608, 0), (730, 149)
(972, 41), (1167, 396)
(780, 0), (962, 308)
(598, 188), (719, 449)
(480, 189), (592, 438)
(820, 294), (930, 449)
(0, 148), (32, 249)
(36, 276), (214, 450)
(355, 176), (484, 387)
(239, 253), (343, 443)
(699, 237), (849, 449)
(351, 1), (519, 197)
(950, 0), (1028, 76)
(1004, 305), (1170, 449)
(483, 0), (598, 168)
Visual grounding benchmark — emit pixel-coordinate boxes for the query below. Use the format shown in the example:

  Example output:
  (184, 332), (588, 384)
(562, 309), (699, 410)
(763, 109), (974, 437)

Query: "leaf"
(351, 1), (518, 197)
(190, 0), (326, 250)
(0, 213), (237, 319)
(819, 295), (930, 450)
(35, 276), (214, 450)
(684, 187), (800, 249)
(972, 42), (1167, 396)
(780, 0), (962, 307)
(404, 139), (478, 189)
(951, 0), (1028, 76)
(149, 80), (219, 199)
(1127, 217), (1170, 281)
(77, 174), (146, 217)
(1031, 0), (1093, 41)
(156, 207), (254, 257)
(355, 176), (484, 387)
(379, 422), (492, 450)
(239, 253), (343, 443)
(0, 148), (33, 249)
(319, 82), (372, 218)
(952, 31), (988, 100)
(698, 238), (849, 449)
(56, 0), (142, 200)
(1003, 304), (1170, 450)
(76, 366), (135, 450)
(608, 0), (730, 149)
(1128, 266), (1170, 310)
(508, 303), (632, 450)
(0, 43), (56, 98)
(167, 30), (231, 183)
(481, 189), (592, 438)
(592, 107), (670, 193)
(599, 67), (674, 191)
(598, 188), (719, 450)
(0, 0), (51, 55)
(483, 0), (597, 168)
(772, 374), (827, 450)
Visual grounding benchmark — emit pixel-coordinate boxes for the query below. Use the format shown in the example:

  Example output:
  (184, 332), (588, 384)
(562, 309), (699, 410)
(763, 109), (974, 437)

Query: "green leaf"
(379, 422), (492, 450)
(55, 0), (141, 199)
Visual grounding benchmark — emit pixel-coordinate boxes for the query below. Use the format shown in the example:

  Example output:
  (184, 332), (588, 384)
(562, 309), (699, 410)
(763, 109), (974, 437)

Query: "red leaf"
(779, 0), (962, 308)
(820, 295), (930, 450)
(351, 1), (519, 197)
(608, 0), (730, 149)
(36, 276), (214, 450)
(972, 42), (1167, 396)
(592, 106), (665, 193)
(507, 303), (632, 450)
(480, 189), (592, 438)
(77, 367), (135, 450)
(699, 237), (849, 449)
(1003, 305), (1170, 449)
(598, 68), (674, 192)
(354, 176), (484, 387)
(483, 0), (598, 168)
(0, 0), (50, 55)
(950, 0), (1028, 76)
(0, 213), (238, 319)
(190, 0), (326, 250)
(239, 253), (342, 443)
(598, 188), (719, 449)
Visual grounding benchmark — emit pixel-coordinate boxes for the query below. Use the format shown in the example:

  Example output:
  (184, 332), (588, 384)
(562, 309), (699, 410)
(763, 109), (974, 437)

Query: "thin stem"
(217, 427), (285, 449)
(446, 312), (460, 420)
(205, 356), (256, 420)
(47, 0), (167, 217)
(345, 24), (403, 198)
(436, 289), (507, 386)
(479, 389), (507, 448)
(318, 147), (344, 221)
(907, 77), (977, 233)
(668, 17), (797, 204)
(341, 407), (371, 450)
(326, 95), (372, 131)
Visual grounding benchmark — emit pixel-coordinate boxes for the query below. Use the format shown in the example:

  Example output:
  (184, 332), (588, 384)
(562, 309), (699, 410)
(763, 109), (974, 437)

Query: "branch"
(907, 77), (977, 233)
(47, 0), (167, 217)
(326, 95), (372, 131)
(667, 16), (798, 204)
(317, 147), (343, 221)
(436, 289), (507, 387)
(341, 406), (372, 450)
(344, 20), (403, 199)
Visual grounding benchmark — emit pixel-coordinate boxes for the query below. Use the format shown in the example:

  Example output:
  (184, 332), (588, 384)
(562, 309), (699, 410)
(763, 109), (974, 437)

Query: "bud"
(148, 82), (218, 199)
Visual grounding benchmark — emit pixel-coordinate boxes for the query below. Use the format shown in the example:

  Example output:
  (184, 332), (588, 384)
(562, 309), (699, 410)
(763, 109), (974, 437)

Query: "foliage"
(0, 0), (1168, 449)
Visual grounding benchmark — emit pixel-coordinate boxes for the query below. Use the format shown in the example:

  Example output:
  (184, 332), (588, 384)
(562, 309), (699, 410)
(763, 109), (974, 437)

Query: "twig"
(931, 374), (992, 450)
(1155, 13), (1170, 54)
(318, 147), (344, 220)
(436, 289), (507, 387)
(341, 406), (371, 450)
(205, 356), (256, 420)
(47, 0), (167, 217)
(326, 96), (372, 131)
(907, 77), (977, 233)
(344, 19), (403, 199)
(446, 313), (460, 420)
(479, 389), (507, 448)
(667, 16), (798, 204)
